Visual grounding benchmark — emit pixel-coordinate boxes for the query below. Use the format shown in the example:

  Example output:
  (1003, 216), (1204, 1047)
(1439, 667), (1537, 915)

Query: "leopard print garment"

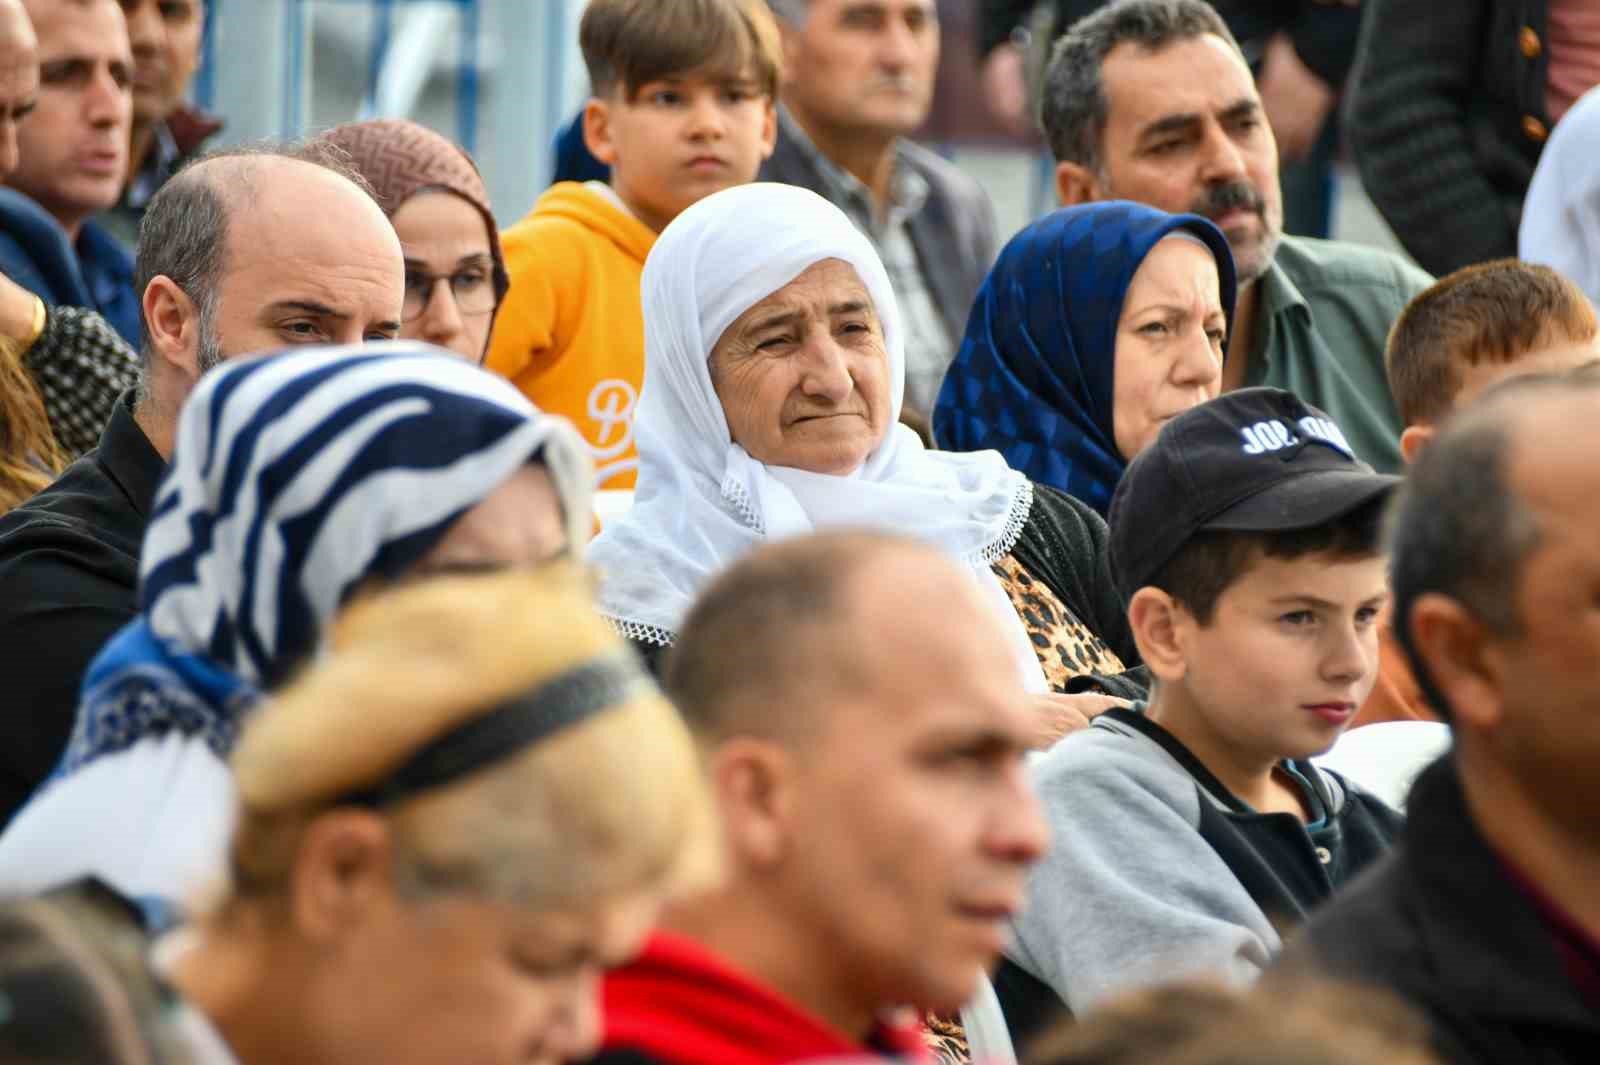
(992, 554), (1125, 688)
(924, 1013), (970, 1065)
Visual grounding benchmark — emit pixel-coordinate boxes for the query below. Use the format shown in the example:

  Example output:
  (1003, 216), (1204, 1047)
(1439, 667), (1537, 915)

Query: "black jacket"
(978, 1), (1363, 85)
(1276, 755), (1600, 1065)
(758, 121), (996, 356)
(1348, 0), (1552, 275)
(0, 393), (160, 823)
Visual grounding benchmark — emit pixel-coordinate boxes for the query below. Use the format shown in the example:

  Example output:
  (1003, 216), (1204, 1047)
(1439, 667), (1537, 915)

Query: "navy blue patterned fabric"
(933, 201), (1237, 516)
(58, 343), (561, 774)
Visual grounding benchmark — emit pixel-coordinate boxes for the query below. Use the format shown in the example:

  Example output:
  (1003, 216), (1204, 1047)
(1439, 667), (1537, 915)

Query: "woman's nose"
(797, 337), (855, 403)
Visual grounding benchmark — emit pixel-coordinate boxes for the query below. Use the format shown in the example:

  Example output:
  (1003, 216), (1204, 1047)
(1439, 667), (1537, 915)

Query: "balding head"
(664, 529), (1047, 1022)
(1391, 371), (1600, 845)
(0, 0), (36, 181)
(667, 531), (981, 743)
(135, 142), (403, 456)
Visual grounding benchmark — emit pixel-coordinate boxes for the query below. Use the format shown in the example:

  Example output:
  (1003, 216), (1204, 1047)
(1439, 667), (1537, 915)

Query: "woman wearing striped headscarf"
(0, 343), (592, 913)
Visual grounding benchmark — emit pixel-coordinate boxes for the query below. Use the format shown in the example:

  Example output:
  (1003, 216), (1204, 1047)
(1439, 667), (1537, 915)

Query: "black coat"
(1348, 0), (1552, 275)
(1276, 755), (1600, 1065)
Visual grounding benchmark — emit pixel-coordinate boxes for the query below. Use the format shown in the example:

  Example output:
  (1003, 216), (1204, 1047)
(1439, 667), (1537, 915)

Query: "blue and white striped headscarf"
(60, 342), (592, 773)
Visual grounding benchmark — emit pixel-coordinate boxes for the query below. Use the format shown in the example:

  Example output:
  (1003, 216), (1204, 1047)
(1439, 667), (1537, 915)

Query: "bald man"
(0, 0), (140, 345)
(595, 530), (1048, 1064)
(1277, 373), (1600, 1063)
(0, 144), (404, 823)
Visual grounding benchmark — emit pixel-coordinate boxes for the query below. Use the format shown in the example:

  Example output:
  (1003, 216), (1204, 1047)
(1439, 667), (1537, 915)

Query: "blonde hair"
(227, 562), (718, 911)
(0, 337), (66, 516)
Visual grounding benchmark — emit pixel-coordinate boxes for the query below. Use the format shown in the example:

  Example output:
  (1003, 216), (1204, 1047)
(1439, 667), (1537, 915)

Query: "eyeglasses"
(402, 267), (497, 322)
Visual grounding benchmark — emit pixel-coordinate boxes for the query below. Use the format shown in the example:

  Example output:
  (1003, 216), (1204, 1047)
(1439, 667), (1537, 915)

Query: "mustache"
(1193, 181), (1264, 219)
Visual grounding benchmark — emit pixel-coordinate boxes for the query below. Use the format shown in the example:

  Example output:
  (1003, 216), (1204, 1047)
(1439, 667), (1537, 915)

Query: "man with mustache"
(1043, 0), (1430, 473)
(0, 0), (139, 346)
(763, 0), (996, 428)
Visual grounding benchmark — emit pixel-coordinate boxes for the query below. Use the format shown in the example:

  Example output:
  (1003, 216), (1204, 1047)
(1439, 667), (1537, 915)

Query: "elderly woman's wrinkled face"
(709, 259), (892, 475)
(1112, 236), (1226, 462)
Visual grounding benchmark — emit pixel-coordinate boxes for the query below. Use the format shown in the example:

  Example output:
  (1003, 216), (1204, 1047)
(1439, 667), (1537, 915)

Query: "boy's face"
(1169, 550), (1389, 764)
(584, 70), (776, 234)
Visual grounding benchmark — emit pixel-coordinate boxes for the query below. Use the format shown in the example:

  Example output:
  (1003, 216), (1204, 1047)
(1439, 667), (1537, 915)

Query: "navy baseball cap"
(1107, 387), (1401, 601)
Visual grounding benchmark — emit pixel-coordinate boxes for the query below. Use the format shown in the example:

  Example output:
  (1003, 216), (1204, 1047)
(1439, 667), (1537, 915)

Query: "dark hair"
(1383, 376), (1588, 715)
(0, 882), (191, 1065)
(664, 531), (915, 741)
(1026, 980), (1438, 1065)
(1147, 495), (1388, 624)
(1384, 259), (1599, 427)
(580, 0), (782, 101)
(134, 140), (377, 400)
(1040, 0), (1241, 171)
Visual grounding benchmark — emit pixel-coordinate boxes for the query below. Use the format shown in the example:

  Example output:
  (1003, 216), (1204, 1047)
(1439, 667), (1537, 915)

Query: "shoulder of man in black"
(0, 443), (148, 825)
(1273, 755), (1600, 1065)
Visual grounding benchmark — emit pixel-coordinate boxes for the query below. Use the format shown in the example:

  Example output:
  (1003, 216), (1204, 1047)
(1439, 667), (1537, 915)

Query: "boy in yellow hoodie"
(487, 0), (780, 489)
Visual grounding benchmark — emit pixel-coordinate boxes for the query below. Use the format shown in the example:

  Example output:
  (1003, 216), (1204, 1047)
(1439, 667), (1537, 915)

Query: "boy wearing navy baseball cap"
(997, 388), (1407, 1033)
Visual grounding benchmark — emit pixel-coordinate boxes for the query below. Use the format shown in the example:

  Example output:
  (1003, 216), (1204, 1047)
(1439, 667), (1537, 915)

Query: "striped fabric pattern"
(61, 342), (581, 772)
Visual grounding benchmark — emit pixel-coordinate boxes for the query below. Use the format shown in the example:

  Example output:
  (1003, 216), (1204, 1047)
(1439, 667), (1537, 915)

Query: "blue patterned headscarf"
(933, 201), (1236, 516)
(58, 343), (591, 774)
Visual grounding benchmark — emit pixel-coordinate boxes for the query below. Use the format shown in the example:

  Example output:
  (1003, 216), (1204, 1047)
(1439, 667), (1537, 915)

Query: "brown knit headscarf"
(316, 119), (510, 316)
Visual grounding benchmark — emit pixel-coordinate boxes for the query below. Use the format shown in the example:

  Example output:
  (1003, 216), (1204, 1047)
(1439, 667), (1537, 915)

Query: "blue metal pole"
(457, 0), (479, 152)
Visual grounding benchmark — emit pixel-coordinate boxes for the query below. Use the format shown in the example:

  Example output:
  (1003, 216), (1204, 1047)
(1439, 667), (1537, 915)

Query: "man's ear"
(1407, 592), (1507, 731)
(708, 737), (793, 871)
(1127, 586), (1189, 684)
(1399, 424), (1434, 466)
(141, 275), (202, 379)
(1055, 160), (1102, 206)
(582, 96), (618, 167)
(287, 810), (396, 944)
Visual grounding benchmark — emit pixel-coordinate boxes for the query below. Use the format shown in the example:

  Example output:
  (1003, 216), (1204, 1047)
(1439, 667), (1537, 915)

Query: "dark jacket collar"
(1401, 756), (1596, 1030)
(95, 391), (166, 519)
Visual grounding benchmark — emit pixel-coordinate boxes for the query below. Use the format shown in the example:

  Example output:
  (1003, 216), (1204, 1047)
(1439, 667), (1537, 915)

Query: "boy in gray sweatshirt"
(999, 388), (1407, 1040)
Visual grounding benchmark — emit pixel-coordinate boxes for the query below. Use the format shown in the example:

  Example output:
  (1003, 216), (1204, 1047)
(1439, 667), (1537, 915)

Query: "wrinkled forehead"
(26, 0), (128, 57)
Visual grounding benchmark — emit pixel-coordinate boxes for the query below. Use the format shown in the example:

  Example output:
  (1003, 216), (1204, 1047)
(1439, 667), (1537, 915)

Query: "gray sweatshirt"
(1005, 707), (1402, 1017)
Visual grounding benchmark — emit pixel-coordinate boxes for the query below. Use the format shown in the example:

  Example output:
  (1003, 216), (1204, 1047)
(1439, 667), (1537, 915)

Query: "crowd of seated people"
(0, 2), (1597, 1065)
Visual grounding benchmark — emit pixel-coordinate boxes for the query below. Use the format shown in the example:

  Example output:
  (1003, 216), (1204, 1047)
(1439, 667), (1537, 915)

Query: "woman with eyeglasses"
(319, 119), (510, 363)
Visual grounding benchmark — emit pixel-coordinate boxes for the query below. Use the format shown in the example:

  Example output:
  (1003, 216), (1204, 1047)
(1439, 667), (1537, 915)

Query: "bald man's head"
(0, 0), (38, 181)
(134, 142), (403, 452)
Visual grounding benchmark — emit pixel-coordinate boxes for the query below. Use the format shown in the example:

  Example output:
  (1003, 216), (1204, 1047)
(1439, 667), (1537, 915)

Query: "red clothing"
(601, 930), (929, 1065)
(1498, 855), (1600, 1011)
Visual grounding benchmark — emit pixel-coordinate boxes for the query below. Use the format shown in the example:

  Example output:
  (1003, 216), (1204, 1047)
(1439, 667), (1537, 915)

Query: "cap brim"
(1201, 468), (1402, 534)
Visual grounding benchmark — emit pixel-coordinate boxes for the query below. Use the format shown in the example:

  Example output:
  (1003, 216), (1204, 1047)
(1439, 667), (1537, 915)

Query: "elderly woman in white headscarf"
(589, 184), (1145, 732)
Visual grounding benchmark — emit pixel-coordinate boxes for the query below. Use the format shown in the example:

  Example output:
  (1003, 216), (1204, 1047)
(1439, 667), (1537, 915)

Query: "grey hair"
(1384, 375), (1600, 716)
(1039, 0), (1241, 171)
(133, 139), (378, 409)
(765, 0), (806, 24)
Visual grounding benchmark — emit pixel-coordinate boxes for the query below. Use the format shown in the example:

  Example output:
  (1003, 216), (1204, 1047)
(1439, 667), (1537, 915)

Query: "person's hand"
(1028, 692), (1131, 749)
(980, 43), (1033, 138)
(1257, 32), (1336, 163)
(0, 270), (40, 346)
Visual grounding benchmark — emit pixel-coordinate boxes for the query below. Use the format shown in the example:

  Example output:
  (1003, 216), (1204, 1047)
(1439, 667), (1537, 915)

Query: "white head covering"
(1521, 84), (1600, 307)
(588, 184), (1041, 683)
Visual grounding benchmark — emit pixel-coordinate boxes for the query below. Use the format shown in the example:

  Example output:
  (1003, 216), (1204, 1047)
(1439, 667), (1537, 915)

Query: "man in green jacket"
(1040, 0), (1429, 473)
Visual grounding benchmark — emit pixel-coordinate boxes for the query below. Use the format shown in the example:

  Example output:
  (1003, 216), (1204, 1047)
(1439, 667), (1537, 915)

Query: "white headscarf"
(1521, 85), (1600, 307)
(589, 184), (1042, 685)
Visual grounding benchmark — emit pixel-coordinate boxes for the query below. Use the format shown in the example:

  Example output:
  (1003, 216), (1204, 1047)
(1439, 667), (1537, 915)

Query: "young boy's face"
(1172, 550), (1389, 764)
(585, 70), (776, 233)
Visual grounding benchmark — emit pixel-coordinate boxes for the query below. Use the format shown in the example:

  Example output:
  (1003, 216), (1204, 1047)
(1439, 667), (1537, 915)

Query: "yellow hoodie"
(486, 182), (657, 489)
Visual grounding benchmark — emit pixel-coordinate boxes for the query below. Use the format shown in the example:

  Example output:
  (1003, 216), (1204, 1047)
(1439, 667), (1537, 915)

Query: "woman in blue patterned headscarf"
(934, 201), (1237, 516)
(0, 342), (592, 910)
